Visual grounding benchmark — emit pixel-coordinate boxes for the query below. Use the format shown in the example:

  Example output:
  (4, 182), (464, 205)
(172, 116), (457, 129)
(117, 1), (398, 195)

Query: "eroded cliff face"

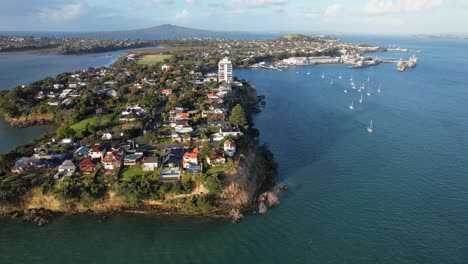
(220, 144), (277, 210)
(5, 113), (54, 127)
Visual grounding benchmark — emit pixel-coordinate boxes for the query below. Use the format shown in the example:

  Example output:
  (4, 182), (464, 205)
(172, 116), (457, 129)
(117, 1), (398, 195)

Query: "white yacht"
(359, 94), (363, 104)
(349, 101), (354, 110)
(367, 120), (374, 133)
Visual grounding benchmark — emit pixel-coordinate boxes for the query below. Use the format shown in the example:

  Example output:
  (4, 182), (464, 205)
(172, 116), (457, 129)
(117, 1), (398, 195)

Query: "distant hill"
(92, 24), (246, 37)
(415, 34), (468, 39)
(277, 34), (336, 42)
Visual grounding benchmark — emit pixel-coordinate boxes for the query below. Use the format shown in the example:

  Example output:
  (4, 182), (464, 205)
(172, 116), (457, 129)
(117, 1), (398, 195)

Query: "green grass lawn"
(179, 60), (202, 66)
(70, 116), (95, 133)
(205, 165), (228, 175)
(137, 54), (172, 65)
(119, 165), (160, 180)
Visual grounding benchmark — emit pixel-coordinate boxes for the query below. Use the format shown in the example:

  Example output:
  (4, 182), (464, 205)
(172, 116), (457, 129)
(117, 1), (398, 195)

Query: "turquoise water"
(1, 37), (468, 263)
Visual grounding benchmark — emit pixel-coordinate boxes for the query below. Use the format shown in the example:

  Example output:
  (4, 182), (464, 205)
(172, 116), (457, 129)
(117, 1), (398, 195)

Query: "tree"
(200, 140), (211, 159)
(229, 104), (248, 129)
(56, 125), (75, 139)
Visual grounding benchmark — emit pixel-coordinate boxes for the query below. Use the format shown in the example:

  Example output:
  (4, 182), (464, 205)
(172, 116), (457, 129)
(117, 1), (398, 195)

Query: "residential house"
(142, 156), (159, 171)
(175, 112), (190, 121)
(74, 146), (90, 157)
(162, 89), (172, 96)
(101, 131), (114, 140)
(78, 158), (97, 174)
(88, 145), (107, 160)
(58, 160), (76, 173)
(183, 148), (201, 173)
(207, 93), (219, 100)
(102, 145), (124, 170)
(11, 157), (52, 173)
(123, 154), (142, 167)
(206, 150), (226, 166)
(160, 148), (183, 180)
(96, 108), (111, 117)
(220, 127), (243, 137)
(224, 140), (237, 157)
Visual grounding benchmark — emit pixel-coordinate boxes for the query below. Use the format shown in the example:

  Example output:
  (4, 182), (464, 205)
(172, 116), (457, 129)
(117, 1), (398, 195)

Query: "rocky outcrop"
(221, 143), (278, 213)
(3, 208), (61, 226)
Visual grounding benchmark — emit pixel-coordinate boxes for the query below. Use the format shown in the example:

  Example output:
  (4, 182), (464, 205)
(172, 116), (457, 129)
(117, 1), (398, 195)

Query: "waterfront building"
(218, 57), (233, 83)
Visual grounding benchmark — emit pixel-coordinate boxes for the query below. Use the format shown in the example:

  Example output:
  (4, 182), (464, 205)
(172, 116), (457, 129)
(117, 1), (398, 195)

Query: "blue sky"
(0, 0), (467, 34)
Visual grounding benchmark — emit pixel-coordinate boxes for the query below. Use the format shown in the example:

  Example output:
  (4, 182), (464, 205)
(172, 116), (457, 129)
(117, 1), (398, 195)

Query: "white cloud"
(185, 0), (199, 4)
(134, 0), (174, 7)
(39, 2), (83, 22)
(363, 0), (444, 15)
(175, 9), (191, 20)
(324, 4), (342, 17)
(228, 0), (288, 8)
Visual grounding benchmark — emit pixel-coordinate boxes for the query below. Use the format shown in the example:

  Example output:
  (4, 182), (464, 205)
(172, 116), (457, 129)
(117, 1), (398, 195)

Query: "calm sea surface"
(1, 36), (468, 263)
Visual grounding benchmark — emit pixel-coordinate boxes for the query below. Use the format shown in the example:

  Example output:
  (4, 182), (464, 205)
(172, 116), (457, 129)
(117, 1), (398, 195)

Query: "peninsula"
(0, 51), (278, 225)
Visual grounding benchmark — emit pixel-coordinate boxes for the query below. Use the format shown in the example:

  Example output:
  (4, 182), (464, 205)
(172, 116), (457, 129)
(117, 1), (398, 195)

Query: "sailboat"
(349, 75), (354, 82)
(344, 89), (348, 93)
(367, 76), (370, 82)
(377, 84), (382, 93)
(367, 120), (374, 133)
(339, 72), (342, 79)
(359, 94), (363, 104)
(367, 89), (371, 97)
(307, 72), (311, 75)
(321, 72), (325, 79)
(349, 101), (354, 110)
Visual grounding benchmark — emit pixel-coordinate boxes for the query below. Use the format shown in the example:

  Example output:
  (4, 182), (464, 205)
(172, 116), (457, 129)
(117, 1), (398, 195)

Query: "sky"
(0, 0), (467, 34)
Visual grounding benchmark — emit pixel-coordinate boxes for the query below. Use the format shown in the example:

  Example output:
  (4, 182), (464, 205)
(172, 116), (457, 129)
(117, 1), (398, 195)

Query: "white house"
(58, 160), (76, 173)
(142, 156), (159, 171)
(88, 145), (107, 160)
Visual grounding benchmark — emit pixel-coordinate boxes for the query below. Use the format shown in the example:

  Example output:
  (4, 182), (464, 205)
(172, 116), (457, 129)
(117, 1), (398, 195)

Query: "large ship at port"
(407, 55), (417, 68)
(397, 55), (417, 72)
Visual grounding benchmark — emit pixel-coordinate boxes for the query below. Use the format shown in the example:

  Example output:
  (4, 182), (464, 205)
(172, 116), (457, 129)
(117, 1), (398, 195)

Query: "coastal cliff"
(0, 143), (276, 222)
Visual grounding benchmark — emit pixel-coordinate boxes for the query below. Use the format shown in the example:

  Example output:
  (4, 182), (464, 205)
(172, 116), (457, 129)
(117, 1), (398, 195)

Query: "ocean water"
(1, 36), (468, 263)
(0, 50), (131, 90)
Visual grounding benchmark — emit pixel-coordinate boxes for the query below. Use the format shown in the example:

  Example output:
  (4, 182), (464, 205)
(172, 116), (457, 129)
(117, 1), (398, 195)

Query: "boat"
(367, 76), (370, 82)
(307, 72), (311, 75)
(359, 94), (363, 104)
(331, 80), (334, 85)
(351, 84), (356, 90)
(344, 89), (347, 93)
(407, 55), (417, 68)
(377, 84), (381, 93)
(367, 120), (373, 133)
(367, 89), (371, 96)
(349, 75), (354, 82)
(349, 101), (354, 110)
(339, 73), (342, 79)
(321, 72), (325, 79)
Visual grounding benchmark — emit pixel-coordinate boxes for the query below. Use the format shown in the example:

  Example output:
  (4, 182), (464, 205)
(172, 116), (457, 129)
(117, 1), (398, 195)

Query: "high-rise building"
(218, 57), (233, 83)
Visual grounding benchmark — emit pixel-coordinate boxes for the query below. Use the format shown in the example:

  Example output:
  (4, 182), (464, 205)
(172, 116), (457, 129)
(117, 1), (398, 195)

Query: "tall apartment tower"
(218, 57), (233, 83)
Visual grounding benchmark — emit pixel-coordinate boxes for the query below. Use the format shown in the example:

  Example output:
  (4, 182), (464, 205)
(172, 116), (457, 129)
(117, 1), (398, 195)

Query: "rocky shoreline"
(6, 118), (55, 128)
(0, 185), (287, 227)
